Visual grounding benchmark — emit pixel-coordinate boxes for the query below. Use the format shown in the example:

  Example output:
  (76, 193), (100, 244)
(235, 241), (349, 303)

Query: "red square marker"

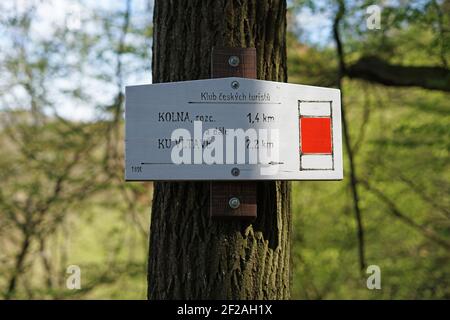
(300, 117), (332, 154)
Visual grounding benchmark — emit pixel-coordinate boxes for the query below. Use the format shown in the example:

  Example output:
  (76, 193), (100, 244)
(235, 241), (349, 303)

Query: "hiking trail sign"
(125, 77), (343, 181)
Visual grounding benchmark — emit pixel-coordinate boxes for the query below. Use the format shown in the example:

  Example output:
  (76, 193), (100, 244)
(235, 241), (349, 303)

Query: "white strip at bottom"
(301, 154), (333, 170)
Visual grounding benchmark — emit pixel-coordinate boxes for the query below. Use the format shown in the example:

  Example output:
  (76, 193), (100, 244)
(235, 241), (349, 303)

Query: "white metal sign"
(125, 77), (343, 180)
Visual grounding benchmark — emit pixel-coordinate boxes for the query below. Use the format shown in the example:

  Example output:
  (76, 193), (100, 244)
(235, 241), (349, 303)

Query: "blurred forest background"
(0, 0), (449, 299)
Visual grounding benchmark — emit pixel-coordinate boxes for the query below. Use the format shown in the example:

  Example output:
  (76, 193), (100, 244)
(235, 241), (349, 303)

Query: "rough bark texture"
(148, 0), (291, 299)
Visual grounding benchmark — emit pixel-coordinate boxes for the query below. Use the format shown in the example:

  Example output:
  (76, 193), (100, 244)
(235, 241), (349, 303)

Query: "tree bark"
(148, 0), (291, 299)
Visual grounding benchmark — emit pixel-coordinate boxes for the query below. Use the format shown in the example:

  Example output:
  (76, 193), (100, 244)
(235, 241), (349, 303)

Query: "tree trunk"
(148, 0), (291, 299)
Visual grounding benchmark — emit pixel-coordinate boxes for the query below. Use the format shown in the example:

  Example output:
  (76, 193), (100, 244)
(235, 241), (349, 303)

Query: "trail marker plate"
(125, 77), (343, 180)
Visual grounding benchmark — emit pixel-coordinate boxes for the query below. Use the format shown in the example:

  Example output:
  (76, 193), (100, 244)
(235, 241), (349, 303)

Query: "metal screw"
(231, 167), (240, 176)
(231, 81), (239, 90)
(228, 55), (240, 67)
(229, 197), (240, 209)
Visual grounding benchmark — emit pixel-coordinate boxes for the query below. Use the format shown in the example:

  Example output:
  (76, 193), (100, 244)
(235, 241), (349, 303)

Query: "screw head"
(231, 81), (239, 90)
(228, 55), (240, 67)
(229, 197), (240, 209)
(231, 167), (240, 176)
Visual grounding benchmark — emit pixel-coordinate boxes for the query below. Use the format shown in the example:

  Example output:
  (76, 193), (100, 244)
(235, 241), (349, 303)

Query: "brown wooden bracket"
(209, 47), (257, 219)
(211, 47), (257, 79)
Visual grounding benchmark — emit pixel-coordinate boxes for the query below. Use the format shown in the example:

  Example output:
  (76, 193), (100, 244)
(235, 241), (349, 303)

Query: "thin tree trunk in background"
(333, 0), (366, 272)
(148, 0), (291, 299)
(5, 232), (31, 299)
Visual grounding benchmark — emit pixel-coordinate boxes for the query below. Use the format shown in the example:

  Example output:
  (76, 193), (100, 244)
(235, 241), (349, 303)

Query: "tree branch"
(346, 56), (450, 92)
(360, 179), (450, 250)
